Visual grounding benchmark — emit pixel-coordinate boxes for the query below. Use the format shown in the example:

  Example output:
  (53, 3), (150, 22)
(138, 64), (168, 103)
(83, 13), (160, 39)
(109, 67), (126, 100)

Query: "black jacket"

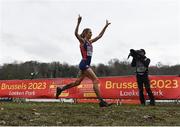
(131, 56), (150, 75)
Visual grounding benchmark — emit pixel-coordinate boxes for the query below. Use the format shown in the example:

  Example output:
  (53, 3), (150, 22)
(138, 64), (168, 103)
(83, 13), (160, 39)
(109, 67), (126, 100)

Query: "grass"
(0, 102), (180, 126)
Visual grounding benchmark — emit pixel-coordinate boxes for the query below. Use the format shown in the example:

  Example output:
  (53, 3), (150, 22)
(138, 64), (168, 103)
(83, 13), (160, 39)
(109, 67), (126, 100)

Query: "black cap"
(140, 49), (146, 54)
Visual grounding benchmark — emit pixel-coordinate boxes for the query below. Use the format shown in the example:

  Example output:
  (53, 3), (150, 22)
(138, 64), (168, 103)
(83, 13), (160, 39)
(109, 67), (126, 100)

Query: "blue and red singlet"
(79, 41), (93, 70)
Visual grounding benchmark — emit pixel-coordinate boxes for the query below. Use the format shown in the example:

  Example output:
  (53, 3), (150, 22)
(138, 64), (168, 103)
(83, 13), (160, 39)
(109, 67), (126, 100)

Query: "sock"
(98, 97), (104, 102)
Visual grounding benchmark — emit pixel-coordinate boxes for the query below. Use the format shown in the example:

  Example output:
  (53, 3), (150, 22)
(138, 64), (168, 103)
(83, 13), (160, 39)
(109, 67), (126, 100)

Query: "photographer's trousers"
(136, 73), (155, 105)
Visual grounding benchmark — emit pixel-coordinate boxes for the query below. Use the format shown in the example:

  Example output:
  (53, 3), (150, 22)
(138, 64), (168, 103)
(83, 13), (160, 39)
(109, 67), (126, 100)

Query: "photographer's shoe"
(149, 102), (155, 106)
(56, 87), (62, 99)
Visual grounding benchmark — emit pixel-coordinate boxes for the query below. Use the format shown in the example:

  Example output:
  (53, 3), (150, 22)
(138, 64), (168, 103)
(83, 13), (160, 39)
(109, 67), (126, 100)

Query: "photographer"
(128, 49), (155, 106)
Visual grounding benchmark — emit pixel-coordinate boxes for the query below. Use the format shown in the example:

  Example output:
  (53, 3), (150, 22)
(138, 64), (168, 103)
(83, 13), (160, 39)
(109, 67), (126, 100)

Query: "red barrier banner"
(0, 76), (180, 100)
(99, 75), (180, 100)
(0, 79), (56, 98)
